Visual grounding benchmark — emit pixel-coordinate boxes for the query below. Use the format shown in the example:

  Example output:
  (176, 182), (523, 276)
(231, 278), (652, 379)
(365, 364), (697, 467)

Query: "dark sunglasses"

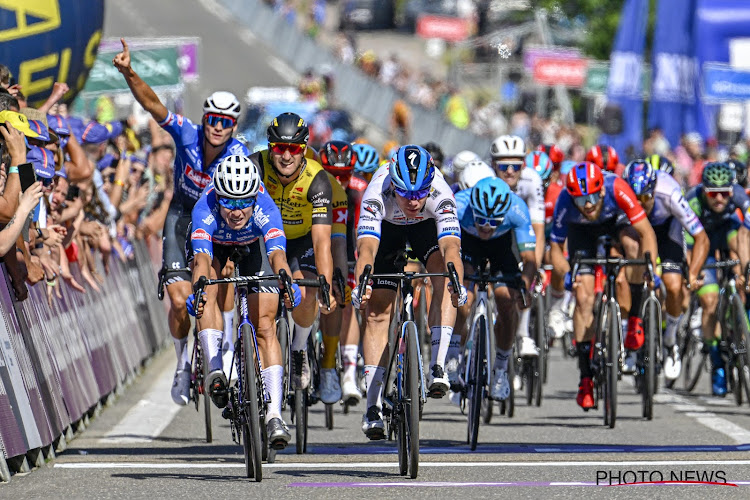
(572, 192), (602, 207)
(205, 113), (236, 129)
(494, 162), (523, 173)
(394, 186), (430, 200)
(41, 176), (54, 187)
(705, 189), (732, 199)
(270, 142), (306, 155)
(218, 196), (255, 211)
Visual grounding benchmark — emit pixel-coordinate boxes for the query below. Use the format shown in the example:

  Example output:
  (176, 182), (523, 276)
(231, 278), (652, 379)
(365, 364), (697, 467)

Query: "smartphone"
(18, 162), (36, 192)
(66, 184), (80, 201)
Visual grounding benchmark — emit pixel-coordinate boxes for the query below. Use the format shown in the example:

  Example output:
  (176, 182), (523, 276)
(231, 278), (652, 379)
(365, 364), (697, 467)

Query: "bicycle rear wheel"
(642, 297), (658, 420)
(535, 294), (547, 401)
(731, 295), (750, 406)
(467, 316), (486, 450)
(242, 324), (262, 481)
(405, 322), (421, 478)
(277, 315), (290, 411)
(682, 332), (707, 392)
(325, 404), (334, 430)
(294, 388), (307, 454)
(203, 372), (212, 443)
(605, 300), (619, 429)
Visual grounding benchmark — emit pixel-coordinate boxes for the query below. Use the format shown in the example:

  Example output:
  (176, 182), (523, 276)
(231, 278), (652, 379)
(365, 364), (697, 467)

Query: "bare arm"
(113, 38), (168, 122)
(0, 183), (43, 255)
(438, 236), (464, 283)
(64, 133), (94, 182)
(688, 230), (710, 287)
(532, 222), (545, 268)
(37, 82), (69, 114)
(633, 218), (658, 269)
(311, 223), (336, 311)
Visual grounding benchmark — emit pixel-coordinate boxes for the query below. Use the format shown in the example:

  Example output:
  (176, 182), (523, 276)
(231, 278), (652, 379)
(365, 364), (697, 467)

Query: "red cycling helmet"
(566, 162), (604, 197)
(586, 144), (619, 172)
(320, 140), (356, 180)
(537, 144), (564, 168)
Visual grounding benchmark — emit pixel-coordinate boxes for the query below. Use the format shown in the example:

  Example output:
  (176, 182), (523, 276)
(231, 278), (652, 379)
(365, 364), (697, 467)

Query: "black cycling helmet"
(727, 159), (748, 187)
(267, 112), (309, 145)
(421, 141), (444, 167)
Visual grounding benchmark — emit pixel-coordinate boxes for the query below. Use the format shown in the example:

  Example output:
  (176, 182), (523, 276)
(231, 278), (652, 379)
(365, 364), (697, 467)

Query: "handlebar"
(464, 272), (528, 308)
(157, 267), (191, 301)
(334, 267), (347, 309)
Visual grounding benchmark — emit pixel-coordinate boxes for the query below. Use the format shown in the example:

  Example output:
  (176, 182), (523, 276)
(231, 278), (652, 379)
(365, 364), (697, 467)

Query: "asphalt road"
(3, 0), (750, 498)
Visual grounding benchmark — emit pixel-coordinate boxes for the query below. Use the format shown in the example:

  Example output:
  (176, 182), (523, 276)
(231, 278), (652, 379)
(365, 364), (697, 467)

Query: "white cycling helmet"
(457, 160), (495, 191)
(490, 135), (525, 159)
(203, 91), (241, 119)
(213, 155), (261, 199)
(451, 150), (481, 174)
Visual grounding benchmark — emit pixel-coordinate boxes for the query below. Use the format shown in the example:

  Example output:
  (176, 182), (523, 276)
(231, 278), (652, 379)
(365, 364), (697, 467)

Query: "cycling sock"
(342, 344), (358, 381)
(364, 365), (385, 410)
(577, 342), (593, 379)
(198, 328), (224, 373)
(516, 308), (531, 339)
(173, 336), (189, 371)
(561, 290), (572, 311)
(291, 322), (313, 351)
(664, 313), (681, 347)
(447, 334), (462, 362)
(322, 335), (339, 369)
(494, 348), (512, 371)
(222, 311), (235, 353)
(549, 287), (565, 309)
(629, 283), (644, 319)
(432, 325), (453, 368)
(262, 365), (284, 422)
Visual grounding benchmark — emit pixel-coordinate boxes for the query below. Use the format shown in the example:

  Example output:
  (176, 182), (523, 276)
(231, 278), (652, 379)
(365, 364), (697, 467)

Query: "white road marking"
(654, 391), (750, 443)
(267, 56), (298, 84)
(197, 0), (232, 22)
(55, 459), (750, 469)
(98, 361), (183, 444)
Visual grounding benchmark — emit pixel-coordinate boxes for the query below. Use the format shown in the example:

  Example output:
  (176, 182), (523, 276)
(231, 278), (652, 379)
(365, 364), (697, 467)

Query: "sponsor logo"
(363, 199), (384, 216)
(202, 214), (215, 225)
(302, 247), (315, 259)
(349, 177), (368, 190)
(313, 207), (328, 214)
(311, 194), (331, 205)
(253, 206), (270, 227)
(284, 219), (303, 225)
(295, 187), (304, 192)
(334, 207), (348, 223)
(264, 228), (285, 241)
(436, 198), (457, 215)
(191, 228), (212, 241)
(177, 114), (184, 126)
(185, 165), (212, 189)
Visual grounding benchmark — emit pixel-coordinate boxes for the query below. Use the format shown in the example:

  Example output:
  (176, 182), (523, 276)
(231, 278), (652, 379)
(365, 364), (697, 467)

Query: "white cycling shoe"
(518, 337), (539, 358)
(490, 368), (511, 401)
(319, 368), (342, 404)
(171, 368), (191, 406)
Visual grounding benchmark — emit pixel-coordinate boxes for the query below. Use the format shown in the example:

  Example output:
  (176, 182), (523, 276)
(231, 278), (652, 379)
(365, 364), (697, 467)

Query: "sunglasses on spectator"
(41, 177), (54, 187)
(394, 186), (430, 201)
(270, 142), (306, 155)
(474, 214), (503, 228)
(572, 192), (602, 208)
(705, 188), (732, 199)
(205, 114), (236, 128)
(218, 196), (255, 211)
(494, 161), (523, 173)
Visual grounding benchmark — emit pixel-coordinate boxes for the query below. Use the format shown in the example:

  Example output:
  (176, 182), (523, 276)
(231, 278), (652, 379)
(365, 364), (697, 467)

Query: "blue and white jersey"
(190, 182), (286, 259)
(455, 188), (536, 252)
(648, 171), (704, 236)
(159, 110), (249, 205)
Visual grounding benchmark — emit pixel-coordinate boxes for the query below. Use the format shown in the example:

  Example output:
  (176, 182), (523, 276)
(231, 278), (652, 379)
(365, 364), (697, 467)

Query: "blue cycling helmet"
(470, 177), (513, 220)
(353, 143), (380, 174)
(624, 159), (657, 195)
(389, 144), (435, 192)
(560, 160), (576, 176)
(524, 151), (553, 182)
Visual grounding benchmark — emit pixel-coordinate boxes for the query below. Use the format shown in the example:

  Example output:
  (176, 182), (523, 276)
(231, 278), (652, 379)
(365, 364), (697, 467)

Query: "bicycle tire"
(683, 333), (707, 392)
(507, 352), (515, 418)
(468, 315), (486, 450)
(395, 329), (407, 476)
(203, 371), (212, 443)
(261, 418), (268, 462)
(534, 296), (545, 406)
(642, 297), (658, 420)
(294, 388), (307, 454)
(731, 294), (750, 406)
(605, 300), (619, 429)
(242, 324), (262, 481)
(325, 404), (334, 430)
(277, 315), (290, 412)
(406, 322), (421, 479)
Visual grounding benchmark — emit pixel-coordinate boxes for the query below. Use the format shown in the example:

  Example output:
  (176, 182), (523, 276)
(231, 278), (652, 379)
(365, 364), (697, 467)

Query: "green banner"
(583, 62), (651, 98)
(82, 46), (181, 94)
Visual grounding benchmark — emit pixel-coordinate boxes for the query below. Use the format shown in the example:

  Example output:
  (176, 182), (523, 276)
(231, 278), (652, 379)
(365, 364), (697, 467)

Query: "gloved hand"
(186, 292), (206, 317)
(653, 273), (662, 291)
(290, 283), (302, 308)
(564, 271), (573, 291)
(448, 282), (468, 307)
(351, 281), (372, 309)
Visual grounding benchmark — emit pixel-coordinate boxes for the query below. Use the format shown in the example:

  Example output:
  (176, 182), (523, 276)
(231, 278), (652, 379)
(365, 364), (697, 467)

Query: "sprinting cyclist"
(353, 145), (465, 439)
(549, 162), (657, 409)
(455, 177), (537, 400)
(586, 143), (621, 175)
(623, 159), (709, 379)
(187, 155), (300, 450)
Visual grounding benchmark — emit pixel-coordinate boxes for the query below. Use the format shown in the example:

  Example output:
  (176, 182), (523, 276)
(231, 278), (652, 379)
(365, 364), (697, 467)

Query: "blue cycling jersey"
(160, 110), (249, 205)
(455, 188), (536, 252)
(190, 182), (287, 259)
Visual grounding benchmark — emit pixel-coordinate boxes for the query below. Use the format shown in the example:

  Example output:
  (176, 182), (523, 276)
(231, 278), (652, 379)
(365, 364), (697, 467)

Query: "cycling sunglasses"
(494, 161), (524, 173)
(218, 196), (255, 211)
(204, 113), (236, 129)
(394, 186), (430, 201)
(572, 192), (602, 207)
(474, 214), (503, 228)
(270, 142), (306, 155)
(705, 188), (732, 199)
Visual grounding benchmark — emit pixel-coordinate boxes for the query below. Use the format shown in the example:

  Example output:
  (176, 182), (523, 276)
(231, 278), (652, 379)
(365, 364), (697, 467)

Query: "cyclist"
(647, 154), (676, 178)
(113, 38), (248, 406)
(490, 135), (544, 361)
(549, 162), (658, 409)
(422, 141), (445, 176)
(623, 160), (709, 379)
(339, 143), (379, 403)
(249, 112), (337, 395)
(187, 155), (300, 449)
(727, 158), (748, 192)
(318, 139), (355, 404)
(455, 177), (537, 400)
(685, 162), (750, 396)
(455, 159), (495, 192)
(586, 144), (621, 175)
(353, 145), (465, 439)
(447, 150), (481, 188)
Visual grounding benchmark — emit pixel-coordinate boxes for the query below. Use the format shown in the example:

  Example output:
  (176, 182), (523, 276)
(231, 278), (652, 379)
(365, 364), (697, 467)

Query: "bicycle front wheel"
(731, 294), (750, 406)
(642, 297), (658, 420)
(467, 315), (486, 450)
(242, 324), (262, 481)
(405, 322), (421, 479)
(277, 314), (290, 411)
(605, 300), (620, 429)
(534, 293), (546, 404)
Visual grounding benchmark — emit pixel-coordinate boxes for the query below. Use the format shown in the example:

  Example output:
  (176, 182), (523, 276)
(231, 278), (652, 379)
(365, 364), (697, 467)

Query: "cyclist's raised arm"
(113, 38), (168, 123)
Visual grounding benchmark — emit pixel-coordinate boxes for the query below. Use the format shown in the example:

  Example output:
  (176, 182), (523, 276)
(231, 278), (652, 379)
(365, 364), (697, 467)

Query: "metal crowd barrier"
(0, 239), (168, 482)
(219, 0), (493, 156)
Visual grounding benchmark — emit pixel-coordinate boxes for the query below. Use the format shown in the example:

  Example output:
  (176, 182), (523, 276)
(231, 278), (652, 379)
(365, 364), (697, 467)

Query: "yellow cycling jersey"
(327, 172), (348, 238)
(251, 150), (333, 240)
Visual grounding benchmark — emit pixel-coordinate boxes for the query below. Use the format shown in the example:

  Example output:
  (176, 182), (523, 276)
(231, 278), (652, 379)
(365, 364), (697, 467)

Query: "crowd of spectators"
(0, 63), (174, 304)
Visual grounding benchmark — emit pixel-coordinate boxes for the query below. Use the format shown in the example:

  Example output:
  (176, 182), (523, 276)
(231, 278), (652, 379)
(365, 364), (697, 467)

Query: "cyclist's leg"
(219, 260), (236, 378)
(320, 308), (343, 404)
(659, 219), (687, 379)
(287, 235), (319, 389)
(491, 284), (518, 401)
(341, 264), (362, 401)
(196, 250), (227, 408)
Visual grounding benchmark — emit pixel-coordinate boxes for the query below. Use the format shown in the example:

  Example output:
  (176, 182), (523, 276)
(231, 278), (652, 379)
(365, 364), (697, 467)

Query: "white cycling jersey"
(357, 165), (460, 240)
(649, 171), (704, 236)
(513, 167), (545, 224)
